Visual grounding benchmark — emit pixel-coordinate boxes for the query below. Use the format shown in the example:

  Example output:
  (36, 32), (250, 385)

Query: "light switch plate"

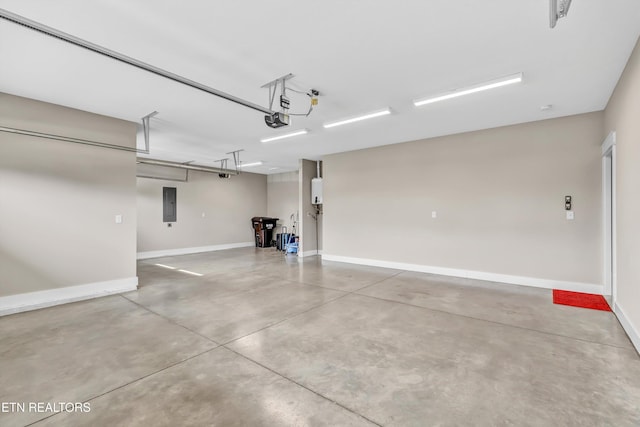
(566, 211), (574, 220)
(431, 211), (437, 218)
(115, 214), (123, 224)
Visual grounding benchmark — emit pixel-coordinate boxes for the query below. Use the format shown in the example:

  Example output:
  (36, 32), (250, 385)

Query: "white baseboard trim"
(321, 254), (603, 294)
(137, 242), (254, 260)
(298, 250), (320, 258)
(614, 302), (640, 353)
(0, 277), (138, 317)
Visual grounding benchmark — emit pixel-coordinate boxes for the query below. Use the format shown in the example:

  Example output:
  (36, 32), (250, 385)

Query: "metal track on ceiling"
(137, 158), (238, 175)
(0, 125), (141, 153)
(0, 126), (239, 175)
(0, 8), (275, 115)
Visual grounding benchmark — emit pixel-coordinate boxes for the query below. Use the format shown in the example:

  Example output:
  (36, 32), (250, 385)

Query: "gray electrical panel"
(163, 187), (177, 222)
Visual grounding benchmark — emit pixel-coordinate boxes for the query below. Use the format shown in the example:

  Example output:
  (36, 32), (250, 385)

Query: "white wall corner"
(0, 277), (138, 317)
(137, 242), (254, 260)
(614, 302), (640, 354)
(321, 254), (604, 294)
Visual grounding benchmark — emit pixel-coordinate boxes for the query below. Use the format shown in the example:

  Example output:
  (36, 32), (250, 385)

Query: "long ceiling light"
(323, 108), (391, 129)
(260, 129), (308, 143)
(414, 73), (523, 107)
(238, 161), (263, 168)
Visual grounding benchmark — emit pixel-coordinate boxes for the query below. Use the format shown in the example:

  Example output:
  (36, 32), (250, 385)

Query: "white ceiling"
(1, 1), (639, 174)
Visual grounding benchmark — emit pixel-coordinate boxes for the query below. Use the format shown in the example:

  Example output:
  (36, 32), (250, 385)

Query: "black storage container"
(251, 217), (279, 248)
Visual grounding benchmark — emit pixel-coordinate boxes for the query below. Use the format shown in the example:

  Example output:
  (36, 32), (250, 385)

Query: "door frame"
(602, 131), (616, 303)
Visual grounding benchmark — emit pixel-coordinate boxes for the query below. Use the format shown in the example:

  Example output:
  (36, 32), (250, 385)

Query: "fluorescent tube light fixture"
(323, 108), (391, 129)
(260, 129), (308, 143)
(238, 161), (263, 168)
(414, 73), (523, 107)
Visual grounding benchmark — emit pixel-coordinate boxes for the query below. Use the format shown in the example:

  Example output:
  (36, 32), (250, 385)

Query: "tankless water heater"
(311, 178), (323, 205)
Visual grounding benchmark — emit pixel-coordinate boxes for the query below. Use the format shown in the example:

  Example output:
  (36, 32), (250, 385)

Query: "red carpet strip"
(552, 289), (611, 311)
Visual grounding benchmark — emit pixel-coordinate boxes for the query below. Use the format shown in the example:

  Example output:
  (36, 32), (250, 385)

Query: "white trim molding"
(137, 242), (254, 260)
(322, 254), (603, 294)
(601, 130), (617, 156)
(298, 250), (321, 258)
(601, 131), (617, 300)
(0, 277), (138, 317)
(614, 302), (640, 354)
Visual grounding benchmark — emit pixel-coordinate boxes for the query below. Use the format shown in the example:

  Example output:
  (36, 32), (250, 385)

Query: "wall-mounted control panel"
(565, 195), (574, 220)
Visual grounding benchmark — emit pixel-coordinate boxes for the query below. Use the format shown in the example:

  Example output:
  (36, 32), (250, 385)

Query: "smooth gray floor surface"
(1, 248), (638, 426)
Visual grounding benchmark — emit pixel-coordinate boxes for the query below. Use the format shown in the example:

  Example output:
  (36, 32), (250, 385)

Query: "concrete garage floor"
(1, 248), (639, 426)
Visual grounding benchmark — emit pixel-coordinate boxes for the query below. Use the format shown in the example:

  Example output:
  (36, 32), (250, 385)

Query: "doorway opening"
(602, 131), (616, 305)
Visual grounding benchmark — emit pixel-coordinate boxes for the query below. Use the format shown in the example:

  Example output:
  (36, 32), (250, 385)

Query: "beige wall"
(605, 37), (640, 339)
(137, 168), (267, 253)
(267, 171), (299, 235)
(299, 159), (322, 255)
(0, 93), (138, 297)
(324, 112), (604, 285)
